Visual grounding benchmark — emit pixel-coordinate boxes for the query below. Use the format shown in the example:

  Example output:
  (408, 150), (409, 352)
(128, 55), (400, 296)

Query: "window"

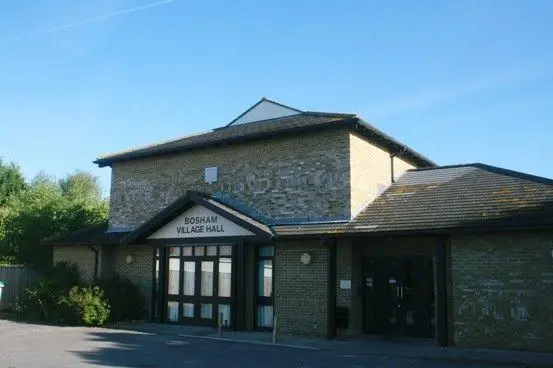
(201, 261), (214, 296)
(258, 260), (273, 297)
(168, 258), (180, 295)
(162, 244), (234, 327)
(218, 258), (232, 297)
(182, 303), (194, 318)
(256, 245), (274, 329)
(183, 262), (195, 296)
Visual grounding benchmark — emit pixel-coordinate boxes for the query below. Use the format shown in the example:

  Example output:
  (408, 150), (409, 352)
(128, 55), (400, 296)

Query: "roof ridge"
(473, 163), (553, 186)
(95, 112), (435, 168)
(410, 162), (553, 186)
(303, 111), (357, 118)
(409, 163), (479, 172)
(260, 97), (303, 112)
(213, 111), (348, 131)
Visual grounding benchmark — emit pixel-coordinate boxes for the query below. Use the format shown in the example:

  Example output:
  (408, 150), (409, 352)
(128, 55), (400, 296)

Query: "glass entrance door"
(166, 245), (233, 327)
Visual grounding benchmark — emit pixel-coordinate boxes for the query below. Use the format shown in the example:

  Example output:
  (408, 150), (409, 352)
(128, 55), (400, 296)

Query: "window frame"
(254, 245), (275, 330)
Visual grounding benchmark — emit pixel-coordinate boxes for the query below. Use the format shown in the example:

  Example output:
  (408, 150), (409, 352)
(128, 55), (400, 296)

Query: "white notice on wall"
(340, 280), (351, 290)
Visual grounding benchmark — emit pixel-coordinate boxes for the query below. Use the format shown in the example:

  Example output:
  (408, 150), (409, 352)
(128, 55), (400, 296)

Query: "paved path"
(0, 320), (547, 367)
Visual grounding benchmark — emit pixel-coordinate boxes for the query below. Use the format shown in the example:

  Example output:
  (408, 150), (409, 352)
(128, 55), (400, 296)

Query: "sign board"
(339, 280), (351, 290)
(148, 205), (254, 239)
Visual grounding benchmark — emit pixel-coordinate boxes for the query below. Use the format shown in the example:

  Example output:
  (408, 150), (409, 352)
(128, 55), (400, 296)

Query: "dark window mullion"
(213, 258), (219, 320)
(195, 259), (202, 324)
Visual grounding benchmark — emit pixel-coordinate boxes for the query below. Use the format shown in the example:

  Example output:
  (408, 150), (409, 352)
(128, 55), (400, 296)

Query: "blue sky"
(1, 0), (552, 195)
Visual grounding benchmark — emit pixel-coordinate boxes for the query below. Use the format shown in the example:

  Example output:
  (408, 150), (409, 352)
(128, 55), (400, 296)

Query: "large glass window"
(259, 245), (274, 257)
(163, 244), (233, 327)
(256, 245), (274, 329)
(219, 304), (231, 327)
(201, 261), (214, 296)
(201, 304), (213, 319)
(218, 258), (232, 297)
(258, 260), (273, 298)
(183, 303), (194, 318)
(219, 245), (232, 256)
(183, 261), (195, 296)
(257, 306), (274, 328)
(167, 301), (178, 322)
(168, 258), (180, 295)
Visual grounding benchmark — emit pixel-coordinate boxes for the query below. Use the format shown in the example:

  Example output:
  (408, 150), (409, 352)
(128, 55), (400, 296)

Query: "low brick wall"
(111, 244), (154, 315)
(53, 244), (154, 316)
(274, 239), (329, 338)
(53, 245), (101, 284)
(336, 238), (362, 337)
(450, 232), (553, 352)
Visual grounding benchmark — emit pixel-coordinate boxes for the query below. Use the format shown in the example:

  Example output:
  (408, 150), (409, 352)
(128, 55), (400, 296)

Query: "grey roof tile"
(274, 163), (553, 236)
(94, 112), (434, 168)
(42, 224), (130, 245)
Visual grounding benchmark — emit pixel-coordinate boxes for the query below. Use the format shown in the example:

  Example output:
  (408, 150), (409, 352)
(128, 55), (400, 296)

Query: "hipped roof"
(94, 109), (435, 168)
(46, 164), (553, 245)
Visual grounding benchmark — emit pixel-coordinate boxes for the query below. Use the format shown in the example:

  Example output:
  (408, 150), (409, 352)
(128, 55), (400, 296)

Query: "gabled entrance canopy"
(122, 191), (274, 245)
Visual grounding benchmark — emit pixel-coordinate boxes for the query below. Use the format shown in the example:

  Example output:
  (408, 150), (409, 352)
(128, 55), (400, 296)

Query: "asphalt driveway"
(0, 320), (540, 367)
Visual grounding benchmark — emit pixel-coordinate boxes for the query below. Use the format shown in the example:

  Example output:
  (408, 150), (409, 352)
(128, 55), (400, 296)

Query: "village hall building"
(47, 98), (553, 352)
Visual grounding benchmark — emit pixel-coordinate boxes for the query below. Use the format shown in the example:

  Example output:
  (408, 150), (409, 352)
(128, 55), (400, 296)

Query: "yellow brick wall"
(349, 132), (394, 217)
(349, 133), (419, 217)
(53, 244), (154, 315)
(393, 156), (416, 181)
(112, 244), (154, 314)
(274, 239), (329, 337)
(109, 129), (351, 230)
(450, 232), (553, 352)
(53, 245), (102, 284)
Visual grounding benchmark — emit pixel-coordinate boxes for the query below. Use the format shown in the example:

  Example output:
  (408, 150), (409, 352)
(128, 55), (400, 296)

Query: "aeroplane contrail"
(0, 0), (175, 46)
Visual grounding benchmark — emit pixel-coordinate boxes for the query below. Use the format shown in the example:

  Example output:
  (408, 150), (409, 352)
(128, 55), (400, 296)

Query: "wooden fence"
(0, 266), (40, 310)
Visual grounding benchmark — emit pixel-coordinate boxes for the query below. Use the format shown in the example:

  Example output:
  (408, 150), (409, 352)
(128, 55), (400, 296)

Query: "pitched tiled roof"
(121, 190), (274, 244)
(42, 224), (130, 245)
(47, 164), (552, 243)
(43, 192), (274, 246)
(274, 164), (553, 236)
(94, 112), (435, 168)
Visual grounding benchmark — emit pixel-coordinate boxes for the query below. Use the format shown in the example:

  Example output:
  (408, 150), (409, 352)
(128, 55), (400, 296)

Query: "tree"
(0, 159), (26, 207)
(59, 171), (102, 201)
(0, 171), (108, 269)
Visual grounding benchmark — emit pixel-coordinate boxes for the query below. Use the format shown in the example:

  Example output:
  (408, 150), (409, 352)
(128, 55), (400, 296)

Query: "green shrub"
(96, 274), (146, 322)
(60, 286), (110, 326)
(15, 262), (82, 323)
(15, 262), (110, 326)
(43, 262), (81, 292)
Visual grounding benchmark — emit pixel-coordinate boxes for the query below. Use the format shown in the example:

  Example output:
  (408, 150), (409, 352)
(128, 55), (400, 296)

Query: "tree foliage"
(16, 262), (111, 326)
(0, 169), (108, 268)
(0, 159), (26, 207)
